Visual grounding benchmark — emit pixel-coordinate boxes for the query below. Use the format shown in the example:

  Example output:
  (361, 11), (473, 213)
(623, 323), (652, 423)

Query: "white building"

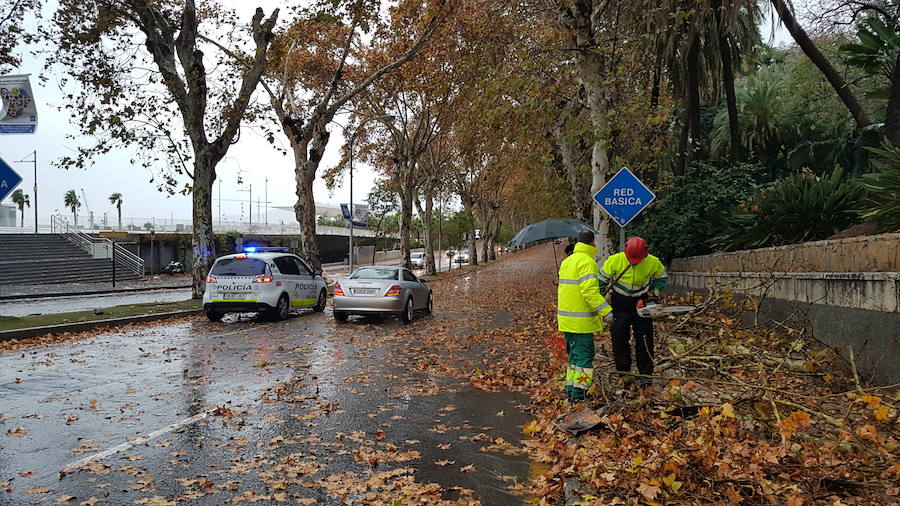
(0, 204), (17, 227)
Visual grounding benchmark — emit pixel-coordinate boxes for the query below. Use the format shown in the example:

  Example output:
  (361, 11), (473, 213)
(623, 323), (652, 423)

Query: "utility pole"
(264, 177), (268, 225)
(238, 184), (252, 231)
(342, 114), (395, 274)
(14, 150), (37, 233)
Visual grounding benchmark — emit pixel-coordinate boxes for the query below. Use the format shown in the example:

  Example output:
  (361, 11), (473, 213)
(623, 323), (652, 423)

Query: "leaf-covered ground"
(432, 246), (900, 505)
(2, 245), (897, 505)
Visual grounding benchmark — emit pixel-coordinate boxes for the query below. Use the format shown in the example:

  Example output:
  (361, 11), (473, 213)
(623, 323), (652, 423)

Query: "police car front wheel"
(313, 289), (327, 313)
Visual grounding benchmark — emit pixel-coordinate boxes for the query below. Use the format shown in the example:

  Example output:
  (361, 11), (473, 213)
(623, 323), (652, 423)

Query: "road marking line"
(61, 410), (210, 475)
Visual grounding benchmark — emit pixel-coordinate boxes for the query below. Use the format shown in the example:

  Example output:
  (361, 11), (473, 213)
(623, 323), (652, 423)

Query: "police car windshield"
(350, 267), (398, 280)
(211, 258), (267, 276)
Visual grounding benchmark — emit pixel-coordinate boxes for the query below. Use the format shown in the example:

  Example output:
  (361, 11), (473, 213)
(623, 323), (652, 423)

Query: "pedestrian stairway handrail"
(50, 215), (145, 277)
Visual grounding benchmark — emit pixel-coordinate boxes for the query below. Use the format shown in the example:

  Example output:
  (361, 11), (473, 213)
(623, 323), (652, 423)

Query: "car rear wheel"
(401, 298), (414, 324)
(206, 310), (224, 322)
(334, 311), (348, 322)
(271, 294), (290, 321)
(313, 289), (327, 312)
(425, 292), (433, 315)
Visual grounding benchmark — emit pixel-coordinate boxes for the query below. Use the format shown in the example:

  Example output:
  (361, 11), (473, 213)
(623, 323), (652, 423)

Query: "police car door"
(273, 256), (301, 304)
(292, 257), (317, 306)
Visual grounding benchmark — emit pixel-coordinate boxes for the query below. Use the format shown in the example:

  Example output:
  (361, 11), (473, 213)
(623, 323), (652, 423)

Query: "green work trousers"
(564, 332), (595, 401)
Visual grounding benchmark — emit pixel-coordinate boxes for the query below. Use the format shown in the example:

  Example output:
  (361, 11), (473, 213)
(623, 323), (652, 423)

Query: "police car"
(202, 247), (327, 322)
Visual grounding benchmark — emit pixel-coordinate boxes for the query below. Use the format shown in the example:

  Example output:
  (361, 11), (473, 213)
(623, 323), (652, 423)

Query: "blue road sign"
(593, 167), (655, 227)
(0, 156), (23, 203)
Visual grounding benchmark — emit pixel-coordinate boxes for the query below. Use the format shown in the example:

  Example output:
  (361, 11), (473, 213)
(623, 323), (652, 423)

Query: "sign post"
(0, 156), (23, 204)
(593, 167), (656, 250)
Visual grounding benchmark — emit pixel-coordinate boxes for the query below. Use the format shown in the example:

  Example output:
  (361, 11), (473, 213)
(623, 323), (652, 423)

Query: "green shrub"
(631, 162), (763, 262)
(859, 144), (900, 231)
(713, 168), (865, 251)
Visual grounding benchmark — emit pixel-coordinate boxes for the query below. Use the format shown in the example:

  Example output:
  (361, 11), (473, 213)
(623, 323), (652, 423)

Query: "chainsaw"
(636, 301), (696, 319)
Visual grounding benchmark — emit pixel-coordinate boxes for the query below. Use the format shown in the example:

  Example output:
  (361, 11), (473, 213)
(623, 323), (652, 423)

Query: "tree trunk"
(191, 152), (216, 299)
(480, 218), (491, 262)
(490, 219), (501, 260)
(293, 162), (320, 270)
(650, 53), (662, 110)
(462, 200), (478, 266)
(399, 178), (414, 271)
(686, 34), (704, 163)
(713, 0), (741, 160)
(289, 118), (330, 272)
(578, 56), (613, 258)
(771, 0), (871, 128)
(885, 50), (900, 147)
(423, 195), (436, 275)
(554, 116), (588, 221)
(20, 207), (24, 227)
(117, 206), (122, 230)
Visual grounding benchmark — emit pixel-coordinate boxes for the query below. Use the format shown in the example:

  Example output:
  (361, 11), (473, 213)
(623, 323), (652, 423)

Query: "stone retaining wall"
(668, 235), (900, 384)
(671, 233), (900, 273)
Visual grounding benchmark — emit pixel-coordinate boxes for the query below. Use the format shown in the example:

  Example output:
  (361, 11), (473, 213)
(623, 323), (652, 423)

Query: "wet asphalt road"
(0, 255), (541, 505)
(1, 289), (194, 317)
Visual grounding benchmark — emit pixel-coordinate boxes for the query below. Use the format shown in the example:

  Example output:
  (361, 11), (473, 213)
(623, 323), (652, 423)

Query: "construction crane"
(80, 188), (94, 230)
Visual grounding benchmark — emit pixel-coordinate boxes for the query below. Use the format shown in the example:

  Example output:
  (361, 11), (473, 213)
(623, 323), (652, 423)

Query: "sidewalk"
(0, 275), (191, 299)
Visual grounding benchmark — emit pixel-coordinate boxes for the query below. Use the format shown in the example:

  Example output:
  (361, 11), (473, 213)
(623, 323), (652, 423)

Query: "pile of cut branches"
(506, 291), (899, 504)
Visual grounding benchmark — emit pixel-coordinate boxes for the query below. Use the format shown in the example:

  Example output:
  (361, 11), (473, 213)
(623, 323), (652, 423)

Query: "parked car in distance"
(455, 250), (470, 264)
(203, 247), (327, 322)
(332, 266), (433, 323)
(410, 252), (425, 268)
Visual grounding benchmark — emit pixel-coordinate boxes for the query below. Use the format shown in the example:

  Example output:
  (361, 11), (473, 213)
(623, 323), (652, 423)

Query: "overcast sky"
(0, 2), (792, 228)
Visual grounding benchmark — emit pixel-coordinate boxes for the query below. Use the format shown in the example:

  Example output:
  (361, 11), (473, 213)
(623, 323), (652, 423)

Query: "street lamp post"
(14, 151), (37, 233)
(343, 114), (395, 274)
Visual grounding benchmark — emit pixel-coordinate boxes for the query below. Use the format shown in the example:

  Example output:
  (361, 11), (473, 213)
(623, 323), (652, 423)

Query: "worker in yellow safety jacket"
(557, 230), (613, 402)
(598, 237), (668, 386)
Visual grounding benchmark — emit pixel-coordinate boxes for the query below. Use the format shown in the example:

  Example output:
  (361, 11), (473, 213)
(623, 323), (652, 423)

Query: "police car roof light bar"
(242, 246), (289, 253)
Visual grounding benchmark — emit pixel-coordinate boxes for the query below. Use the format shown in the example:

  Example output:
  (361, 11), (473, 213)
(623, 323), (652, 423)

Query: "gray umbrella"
(508, 218), (599, 247)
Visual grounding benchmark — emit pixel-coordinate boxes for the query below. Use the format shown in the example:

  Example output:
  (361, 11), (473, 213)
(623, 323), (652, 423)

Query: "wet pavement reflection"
(0, 254), (538, 505)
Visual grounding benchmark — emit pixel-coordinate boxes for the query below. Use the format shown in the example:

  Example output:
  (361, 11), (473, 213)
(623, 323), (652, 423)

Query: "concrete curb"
(0, 309), (203, 342)
(0, 285), (192, 301)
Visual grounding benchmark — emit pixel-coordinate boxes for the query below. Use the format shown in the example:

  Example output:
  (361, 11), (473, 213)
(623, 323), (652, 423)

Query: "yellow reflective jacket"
(599, 252), (668, 297)
(557, 243), (612, 333)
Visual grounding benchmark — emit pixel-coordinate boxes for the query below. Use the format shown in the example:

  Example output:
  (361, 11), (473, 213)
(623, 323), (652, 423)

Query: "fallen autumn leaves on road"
(1, 245), (898, 504)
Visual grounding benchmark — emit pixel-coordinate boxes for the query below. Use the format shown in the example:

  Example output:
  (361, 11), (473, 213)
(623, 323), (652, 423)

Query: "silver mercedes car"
(332, 266), (433, 323)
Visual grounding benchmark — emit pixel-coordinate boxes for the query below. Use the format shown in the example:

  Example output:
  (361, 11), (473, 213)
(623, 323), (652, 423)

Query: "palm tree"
(769, 0), (870, 129)
(663, 0), (760, 174)
(11, 189), (29, 228)
(109, 192), (123, 229)
(64, 190), (81, 227)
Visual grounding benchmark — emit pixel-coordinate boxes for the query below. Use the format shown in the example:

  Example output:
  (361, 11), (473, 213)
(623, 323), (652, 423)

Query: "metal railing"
(51, 215), (145, 277)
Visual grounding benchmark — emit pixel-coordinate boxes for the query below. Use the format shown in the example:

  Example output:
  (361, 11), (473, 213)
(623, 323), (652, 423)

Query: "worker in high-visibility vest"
(599, 237), (668, 387)
(557, 230), (613, 402)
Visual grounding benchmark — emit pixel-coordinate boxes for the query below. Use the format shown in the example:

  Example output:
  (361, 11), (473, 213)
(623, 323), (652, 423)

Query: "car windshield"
(350, 267), (399, 280)
(411, 253), (423, 258)
(210, 258), (267, 276)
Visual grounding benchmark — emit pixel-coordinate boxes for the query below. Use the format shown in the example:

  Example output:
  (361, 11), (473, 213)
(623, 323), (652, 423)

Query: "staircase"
(0, 234), (143, 285)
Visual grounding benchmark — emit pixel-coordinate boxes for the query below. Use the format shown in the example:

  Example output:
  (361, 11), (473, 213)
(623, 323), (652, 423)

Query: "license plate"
(223, 293), (246, 300)
(352, 288), (378, 295)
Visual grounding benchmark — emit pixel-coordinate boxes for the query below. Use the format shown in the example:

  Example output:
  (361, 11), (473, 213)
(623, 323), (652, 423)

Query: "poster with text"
(0, 74), (37, 134)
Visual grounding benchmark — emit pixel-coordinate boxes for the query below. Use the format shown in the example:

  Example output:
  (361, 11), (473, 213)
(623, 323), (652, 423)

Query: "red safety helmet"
(624, 237), (649, 264)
